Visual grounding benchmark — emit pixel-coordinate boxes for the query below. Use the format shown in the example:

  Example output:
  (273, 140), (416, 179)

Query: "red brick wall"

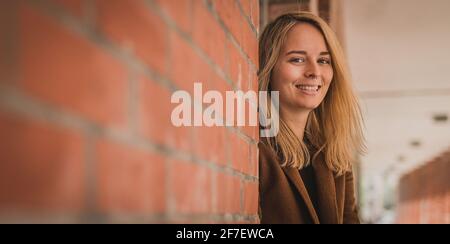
(0, 0), (259, 223)
(396, 150), (450, 224)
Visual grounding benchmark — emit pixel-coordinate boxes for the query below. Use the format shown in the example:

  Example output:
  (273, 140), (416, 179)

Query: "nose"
(304, 61), (320, 80)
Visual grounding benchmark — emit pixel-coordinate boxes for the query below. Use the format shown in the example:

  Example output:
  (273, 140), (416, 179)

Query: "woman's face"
(271, 23), (333, 112)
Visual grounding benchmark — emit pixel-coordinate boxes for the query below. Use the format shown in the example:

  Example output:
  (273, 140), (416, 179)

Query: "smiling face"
(271, 23), (334, 113)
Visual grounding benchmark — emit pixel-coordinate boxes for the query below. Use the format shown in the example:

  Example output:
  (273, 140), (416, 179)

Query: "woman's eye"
(289, 58), (305, 63)
(318, 58), (331, 65)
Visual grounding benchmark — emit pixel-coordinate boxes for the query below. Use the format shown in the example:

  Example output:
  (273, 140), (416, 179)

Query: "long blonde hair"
(259, 12), (366, 175)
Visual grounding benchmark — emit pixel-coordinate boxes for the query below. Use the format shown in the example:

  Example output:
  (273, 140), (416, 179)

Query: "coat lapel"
(334, 173), (346, 223)
(282, 166), (320, 224)
(312, 153), (339, 224)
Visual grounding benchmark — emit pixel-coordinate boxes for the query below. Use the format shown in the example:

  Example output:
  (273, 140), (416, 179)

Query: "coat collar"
(282, 166), (320, 224)
(312, 153), (340, 224)
(282, 152), (340, 224)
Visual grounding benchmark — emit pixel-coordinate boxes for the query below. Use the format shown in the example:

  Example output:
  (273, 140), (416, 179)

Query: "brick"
(192, 1), (226, 72)
(238, 0), (260, 33)
(241, 23), (258, 69)
(0, 111), (85, 212)
(250, 0), (260, 33)
(225, 45), (259, 137)
(171, 160), (212, 213)
(215, 0), (257, 67)
(96, 139), (166, 214)
(138, 78), (192, 152)
(169, 31), (212, 94)
(249, 142), (258, 177)
(241, 94), (259, 141)
(241, 125), (258, 142)
(155, 0), (192, 34)
(1, 0), (264, 221)
(203, 71), (232, 115)
(397, 151), (450, 223)
(18, 5), (128, 128)
(0, 1), (17, 85)
(215, 0), (240, 41)
(191, 75), (229, 166)
(239, 0), (252, 21)
(243, 180), (258, 214)
(169, 32), (197, 94)
(430, 195), (445, 223)
(244, 68), (259, 142)
(444, 191), (450, 224)
(229, 132), (251, 175)
(0, 11), (7, 82)
(193, 126), (226, 166)
(96, 0), (167, 75)
(51, 0), (84, 18)
(251, 66), (258, 91)
(227, 41), (247, 90)
(228, 43), (257, 95)
(210, 72), (232, 98)
(216, 172), (241, 214)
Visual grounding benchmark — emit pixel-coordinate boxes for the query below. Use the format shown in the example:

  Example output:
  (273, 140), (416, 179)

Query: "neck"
(280, 107), (311, 141)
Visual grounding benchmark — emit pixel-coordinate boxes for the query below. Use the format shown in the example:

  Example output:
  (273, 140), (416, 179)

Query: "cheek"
(323, 68), (334, 85)
(271, 65), (285, 92)
(272, 64), (299, 90)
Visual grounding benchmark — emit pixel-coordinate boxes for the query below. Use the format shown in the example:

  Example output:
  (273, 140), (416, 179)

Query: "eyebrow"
(285, 50), (330, 56)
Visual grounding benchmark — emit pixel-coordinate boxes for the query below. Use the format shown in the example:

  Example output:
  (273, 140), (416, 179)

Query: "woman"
(258, 12), (366, 224)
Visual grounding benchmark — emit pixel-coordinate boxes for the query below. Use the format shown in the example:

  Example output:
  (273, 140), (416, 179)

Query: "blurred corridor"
(341, 0), (450, 223)
(0, 0), (449, 224)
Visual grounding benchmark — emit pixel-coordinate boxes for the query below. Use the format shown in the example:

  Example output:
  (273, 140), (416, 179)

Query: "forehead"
(282, 23), (328, 52)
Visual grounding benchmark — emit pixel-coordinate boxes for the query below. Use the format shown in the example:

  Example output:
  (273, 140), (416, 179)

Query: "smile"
(294, 84), (322, 95)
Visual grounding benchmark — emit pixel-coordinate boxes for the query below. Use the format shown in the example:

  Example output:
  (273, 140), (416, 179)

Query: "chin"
(295, 102), (320, 111)
(297, 101), (320, 110)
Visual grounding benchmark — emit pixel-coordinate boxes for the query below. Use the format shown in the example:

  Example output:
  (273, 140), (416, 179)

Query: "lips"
(295, 84), (322, 96)
(295, 84), (322, 92)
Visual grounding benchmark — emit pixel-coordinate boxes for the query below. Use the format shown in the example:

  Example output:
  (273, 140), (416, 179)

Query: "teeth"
(295, 85), (321, 91)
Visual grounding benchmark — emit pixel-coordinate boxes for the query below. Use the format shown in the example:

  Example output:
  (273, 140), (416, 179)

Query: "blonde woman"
(258, 12), (366, 224)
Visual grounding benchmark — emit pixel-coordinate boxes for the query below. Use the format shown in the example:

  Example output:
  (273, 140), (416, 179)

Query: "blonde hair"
(259, 12), (366, 175)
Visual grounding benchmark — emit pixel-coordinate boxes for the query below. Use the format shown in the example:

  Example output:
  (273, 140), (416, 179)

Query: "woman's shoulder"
(258, 139), (274, 158)
(258, 139), (283, 195)
(258, 139), (281, 167)
(258, 139), (270, 153)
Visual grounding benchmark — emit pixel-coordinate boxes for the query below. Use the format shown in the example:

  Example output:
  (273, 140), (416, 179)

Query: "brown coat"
(259, 141), (361, 224)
